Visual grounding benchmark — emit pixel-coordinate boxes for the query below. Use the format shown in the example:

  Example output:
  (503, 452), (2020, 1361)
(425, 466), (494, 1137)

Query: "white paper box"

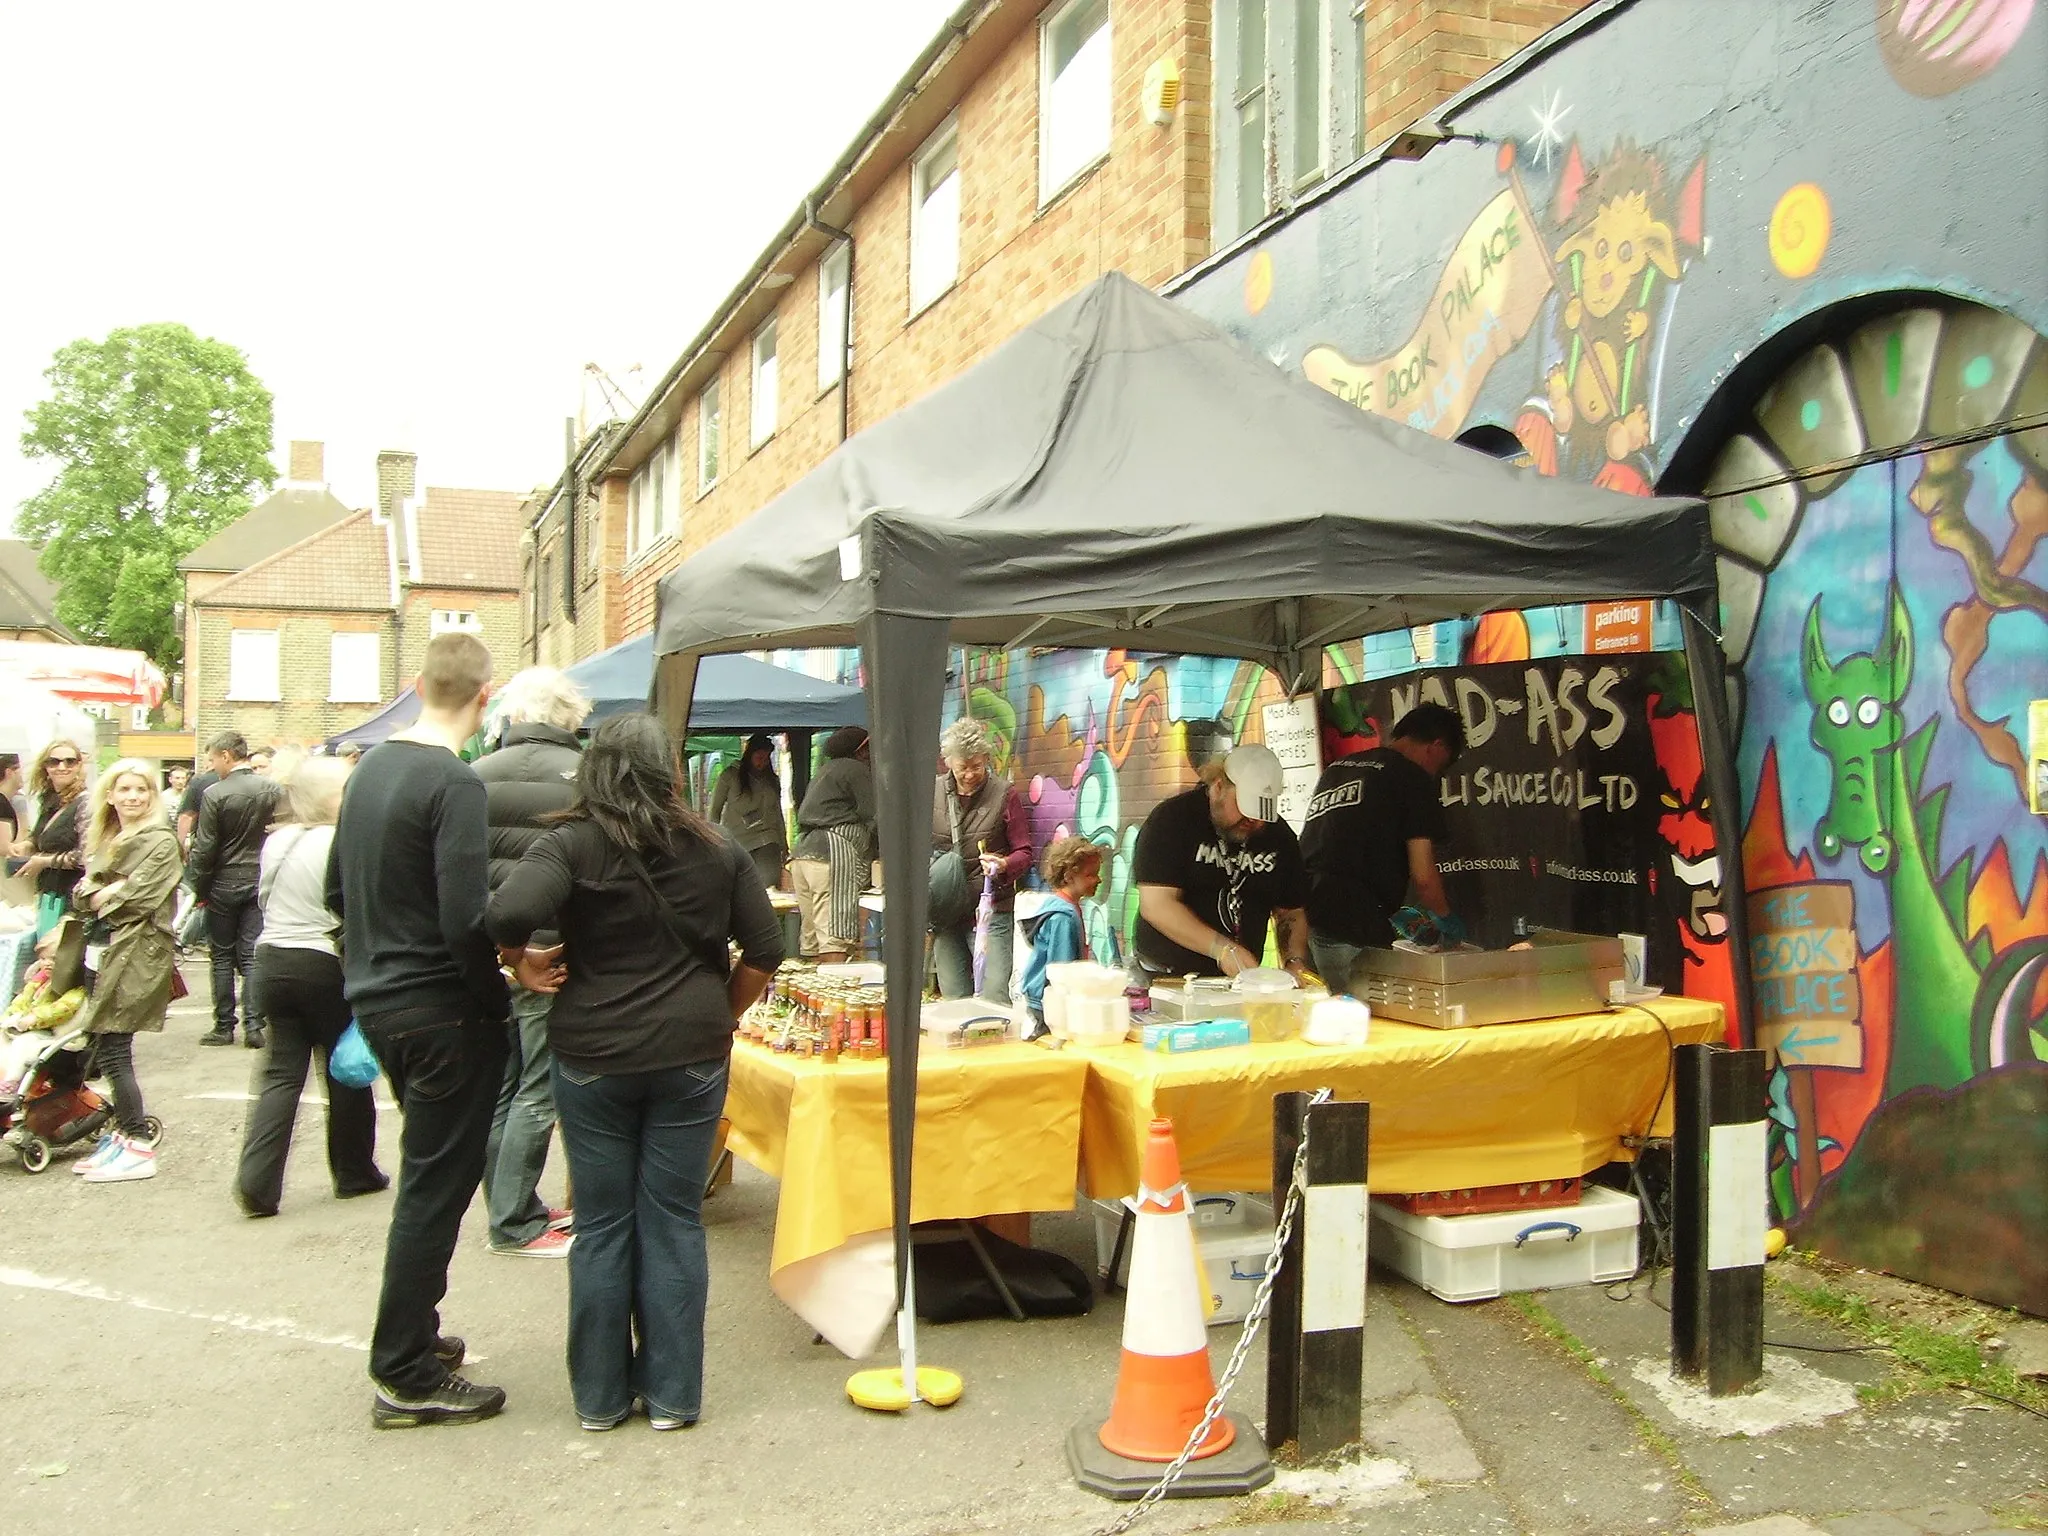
(1368, 1185), (1640, 1303)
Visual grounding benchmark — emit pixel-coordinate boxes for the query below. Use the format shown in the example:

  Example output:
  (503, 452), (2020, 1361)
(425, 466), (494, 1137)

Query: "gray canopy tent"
(651, 272), (1752, 1388)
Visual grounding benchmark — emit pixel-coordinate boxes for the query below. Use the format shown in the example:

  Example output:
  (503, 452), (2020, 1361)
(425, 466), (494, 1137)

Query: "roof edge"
(195, 507), (382, 610)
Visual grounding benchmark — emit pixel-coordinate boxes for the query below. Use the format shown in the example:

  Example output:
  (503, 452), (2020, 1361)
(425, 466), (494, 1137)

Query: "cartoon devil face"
(1648, 698), (1726, 950)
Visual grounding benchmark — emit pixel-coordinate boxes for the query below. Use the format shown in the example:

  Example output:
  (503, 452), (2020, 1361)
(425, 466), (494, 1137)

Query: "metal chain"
(1088, 1087), (1333, 1536)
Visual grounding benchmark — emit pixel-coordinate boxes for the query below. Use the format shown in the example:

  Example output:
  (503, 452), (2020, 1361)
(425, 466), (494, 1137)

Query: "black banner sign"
(1323, 657), (1677, 977)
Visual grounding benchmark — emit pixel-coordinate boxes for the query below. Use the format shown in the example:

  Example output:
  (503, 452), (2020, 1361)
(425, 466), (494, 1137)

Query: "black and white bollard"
(1670, 1044), (1768, 1395)
(1266, 1093), (1370, 1457)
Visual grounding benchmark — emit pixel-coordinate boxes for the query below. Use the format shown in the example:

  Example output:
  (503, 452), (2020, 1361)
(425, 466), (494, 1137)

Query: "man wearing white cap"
(1132, 743), (1311, 980)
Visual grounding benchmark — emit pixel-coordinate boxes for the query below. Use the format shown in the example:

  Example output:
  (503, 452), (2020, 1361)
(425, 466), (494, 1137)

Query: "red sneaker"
(547, 1207), (574, 1232)
(492, 1229), (573, 1259)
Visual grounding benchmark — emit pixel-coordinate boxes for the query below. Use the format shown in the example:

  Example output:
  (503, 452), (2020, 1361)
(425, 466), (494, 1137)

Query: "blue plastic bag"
(329, 1021), (381, 1089)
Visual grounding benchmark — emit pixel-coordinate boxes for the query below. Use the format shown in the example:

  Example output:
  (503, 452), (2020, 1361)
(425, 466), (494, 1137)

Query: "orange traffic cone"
(1069, 1118), (1272, 1501)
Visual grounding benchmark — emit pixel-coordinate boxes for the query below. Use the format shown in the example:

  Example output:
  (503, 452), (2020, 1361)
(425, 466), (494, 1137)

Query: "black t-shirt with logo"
(1131, 786), (1308, 976)
(1300, 747), (1448, 947)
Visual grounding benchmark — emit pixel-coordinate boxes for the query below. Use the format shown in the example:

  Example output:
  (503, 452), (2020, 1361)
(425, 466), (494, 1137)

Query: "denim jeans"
(236, 945), (382, 1215)
(482, 989), (556, 1249)
(932, 915), (1014, 1005)
(357, 1008), (507, 1395)
(553, 1055), (728, 1427)
(206, 889), (264, 1035)
(1309, 934), (1365, 996)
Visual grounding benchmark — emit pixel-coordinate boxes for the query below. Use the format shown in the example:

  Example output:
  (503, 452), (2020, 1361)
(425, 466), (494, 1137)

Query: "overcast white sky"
(0, 0), (961, 524)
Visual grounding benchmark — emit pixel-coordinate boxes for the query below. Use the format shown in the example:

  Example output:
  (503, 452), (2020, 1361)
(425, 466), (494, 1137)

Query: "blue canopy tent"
(324, 686), (420, 750)
(564, 633), (866, 731)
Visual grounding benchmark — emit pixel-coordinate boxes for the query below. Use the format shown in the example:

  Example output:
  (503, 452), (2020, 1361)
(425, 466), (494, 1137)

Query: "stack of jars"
(769, 973), (890, 1062)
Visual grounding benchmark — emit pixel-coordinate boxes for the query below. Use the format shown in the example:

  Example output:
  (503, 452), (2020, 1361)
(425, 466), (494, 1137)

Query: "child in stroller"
(2, 981), (164, 1172)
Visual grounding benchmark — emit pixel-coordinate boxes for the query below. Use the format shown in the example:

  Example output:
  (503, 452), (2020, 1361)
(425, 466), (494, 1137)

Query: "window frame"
(1211, 0), (1362, 248)
(1039, 0), (1114, 207)
(699, 377), (723, 492)
(327, 630), (382, 704)
(225, 628), (281, 703)
(751, 318), (779, 450)
(817, 242), (851, 393)
(428, 609), (481, 638)
(909, 118), (962, 316)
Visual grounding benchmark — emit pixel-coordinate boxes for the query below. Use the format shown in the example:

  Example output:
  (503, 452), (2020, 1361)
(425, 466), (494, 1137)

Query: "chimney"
(375, 449), (417, 517)
(287, 440), (324, 483)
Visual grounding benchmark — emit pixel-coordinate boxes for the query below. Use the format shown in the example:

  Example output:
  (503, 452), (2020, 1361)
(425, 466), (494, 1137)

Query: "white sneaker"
(73, 1131), (123, 1175)
(83, 1141), (157, 1183)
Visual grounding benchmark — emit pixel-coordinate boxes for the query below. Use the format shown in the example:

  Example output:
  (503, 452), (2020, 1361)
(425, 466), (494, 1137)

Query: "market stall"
(650, 273), (1752, 1375)
(1077, 996), (1720, 1200)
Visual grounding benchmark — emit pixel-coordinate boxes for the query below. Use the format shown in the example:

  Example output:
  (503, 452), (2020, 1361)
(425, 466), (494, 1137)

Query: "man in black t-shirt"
(1132, 743), (1311, 979)
(1300, 703), (1465, 990)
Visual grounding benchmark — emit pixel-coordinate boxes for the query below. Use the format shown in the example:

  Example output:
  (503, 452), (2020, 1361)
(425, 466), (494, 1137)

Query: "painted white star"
(1529, 89), (1572, 171)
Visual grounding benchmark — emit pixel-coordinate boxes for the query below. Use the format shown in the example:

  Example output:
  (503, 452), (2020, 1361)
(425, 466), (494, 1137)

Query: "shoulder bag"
(615, 835), (736, 982)
(927, 787), (976, 931)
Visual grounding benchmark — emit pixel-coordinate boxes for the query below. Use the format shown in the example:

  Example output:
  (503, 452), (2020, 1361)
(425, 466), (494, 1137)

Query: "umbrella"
(971, 873), (994, 997)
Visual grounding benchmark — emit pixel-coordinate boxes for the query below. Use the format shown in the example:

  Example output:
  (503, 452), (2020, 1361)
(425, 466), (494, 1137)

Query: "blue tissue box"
(1142, 1019), (1252, 1053)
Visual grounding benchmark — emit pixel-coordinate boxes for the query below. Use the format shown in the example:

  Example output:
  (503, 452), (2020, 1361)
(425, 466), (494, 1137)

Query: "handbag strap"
(614, 836), (732, 980)
(946, 781), (966, 855)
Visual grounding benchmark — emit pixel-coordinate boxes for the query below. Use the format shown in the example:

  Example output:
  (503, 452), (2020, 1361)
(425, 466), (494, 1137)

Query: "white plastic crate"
(1085, 1192), (1275, 1325)
(1368, 1184), (1640, 1303)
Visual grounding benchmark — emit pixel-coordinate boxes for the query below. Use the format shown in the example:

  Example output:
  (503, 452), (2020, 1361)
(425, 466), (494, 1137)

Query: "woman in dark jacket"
(488, 714), (784, 1433)
(12, 736), (91, 934)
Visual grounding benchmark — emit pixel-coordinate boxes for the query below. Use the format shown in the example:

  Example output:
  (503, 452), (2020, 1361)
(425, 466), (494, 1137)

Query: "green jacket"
(79, 820), (182, 1037)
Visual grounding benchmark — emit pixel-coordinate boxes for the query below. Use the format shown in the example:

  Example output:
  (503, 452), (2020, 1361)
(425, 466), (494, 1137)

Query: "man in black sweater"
(473, 667), (587, 1258)
(328, 632), (512, 1428)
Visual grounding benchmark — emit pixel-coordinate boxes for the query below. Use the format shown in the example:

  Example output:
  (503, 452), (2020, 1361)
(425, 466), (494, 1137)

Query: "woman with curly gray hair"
(929, 716), (1032, 1003)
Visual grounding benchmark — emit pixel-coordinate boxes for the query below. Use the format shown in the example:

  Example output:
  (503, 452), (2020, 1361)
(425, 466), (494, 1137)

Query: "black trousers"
(235, 946), (383, 1214)
(206, 888), (264, 1035)
(357, 1006), (507, 1395)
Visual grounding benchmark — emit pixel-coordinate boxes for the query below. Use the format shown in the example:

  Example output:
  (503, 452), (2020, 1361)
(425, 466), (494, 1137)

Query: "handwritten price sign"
(1748, 882), (1864, 1070)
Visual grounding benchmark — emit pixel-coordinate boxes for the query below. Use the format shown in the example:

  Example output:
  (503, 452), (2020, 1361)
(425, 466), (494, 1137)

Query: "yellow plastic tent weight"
(846, 1366), (964, 1412)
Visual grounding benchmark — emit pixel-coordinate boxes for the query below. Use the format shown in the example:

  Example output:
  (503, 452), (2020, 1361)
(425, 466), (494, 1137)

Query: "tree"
(17, 322), (275, 672)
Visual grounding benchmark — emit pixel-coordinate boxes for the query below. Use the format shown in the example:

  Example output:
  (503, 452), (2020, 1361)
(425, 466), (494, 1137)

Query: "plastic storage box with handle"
(1368, 1185), (1640, 1302)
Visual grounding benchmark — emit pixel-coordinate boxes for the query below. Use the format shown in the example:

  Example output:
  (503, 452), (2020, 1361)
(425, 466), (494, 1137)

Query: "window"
(628, 439), (672, 559)
(429, 609), (481, 637)
(818, 243), (850, 391)
(909, 120), (960, 314)
(1040, 0), (1112, 202)
(226, 629), (279, 702)
(329, 631), (381, 703)
(537, 554), (553, 622)
(699, 378), (723, 491)
(1212, 0), (1363, 246)
(751, 320), (779, 449)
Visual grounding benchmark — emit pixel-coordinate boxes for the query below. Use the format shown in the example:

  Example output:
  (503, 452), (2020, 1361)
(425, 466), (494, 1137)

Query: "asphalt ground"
(4, 975), (2042, 1536)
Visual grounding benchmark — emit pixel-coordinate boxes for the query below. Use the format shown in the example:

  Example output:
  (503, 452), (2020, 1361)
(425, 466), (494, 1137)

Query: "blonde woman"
(235, 756), (386, 1216)
(71, 760), (183, 1184)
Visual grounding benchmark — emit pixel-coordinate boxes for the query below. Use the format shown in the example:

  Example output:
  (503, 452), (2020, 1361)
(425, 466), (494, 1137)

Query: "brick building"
(184, 441), (526, 747)
(0, 539), (77, 644)
(527, 0), (1591, 667)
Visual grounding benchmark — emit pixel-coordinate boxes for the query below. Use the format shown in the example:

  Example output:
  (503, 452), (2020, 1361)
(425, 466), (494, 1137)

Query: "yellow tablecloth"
(725, 1039), (1090, 1276)
(1078, 997), (1722, 1200)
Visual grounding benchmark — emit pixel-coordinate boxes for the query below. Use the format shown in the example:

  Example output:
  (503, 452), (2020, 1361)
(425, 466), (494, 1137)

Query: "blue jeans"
(932, 915), (1014, 1005)
(482, 990), (556, 1248)
(1309, 934), (1364, 996)
(207, 888), (264, 1036)
(553, 1055), (728, 1426)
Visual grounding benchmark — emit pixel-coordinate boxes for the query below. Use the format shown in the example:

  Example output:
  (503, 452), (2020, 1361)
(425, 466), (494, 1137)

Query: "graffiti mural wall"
(1169, 0), (2046, 1310)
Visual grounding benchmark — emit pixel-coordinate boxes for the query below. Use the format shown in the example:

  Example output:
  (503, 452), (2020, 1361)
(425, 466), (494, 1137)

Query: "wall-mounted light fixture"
(1384, 120), (1491, 162)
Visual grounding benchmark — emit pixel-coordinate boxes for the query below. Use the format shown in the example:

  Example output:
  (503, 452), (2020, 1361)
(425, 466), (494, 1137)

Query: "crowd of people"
(8, 618), (1472, 1428)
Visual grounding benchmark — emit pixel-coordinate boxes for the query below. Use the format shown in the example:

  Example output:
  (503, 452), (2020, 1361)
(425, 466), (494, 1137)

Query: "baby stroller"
(0, 1025), (162, 1174)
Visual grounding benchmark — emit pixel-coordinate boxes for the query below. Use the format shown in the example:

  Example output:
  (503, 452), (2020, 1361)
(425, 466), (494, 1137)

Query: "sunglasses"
(45, 755), (81, 767)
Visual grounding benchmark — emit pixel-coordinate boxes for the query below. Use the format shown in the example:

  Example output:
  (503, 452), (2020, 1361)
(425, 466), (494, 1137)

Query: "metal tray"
(1352, 928), (1624, 1028)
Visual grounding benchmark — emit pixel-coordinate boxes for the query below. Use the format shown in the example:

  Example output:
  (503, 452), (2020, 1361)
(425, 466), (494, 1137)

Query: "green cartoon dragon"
(1803, 588), (1986, 1096)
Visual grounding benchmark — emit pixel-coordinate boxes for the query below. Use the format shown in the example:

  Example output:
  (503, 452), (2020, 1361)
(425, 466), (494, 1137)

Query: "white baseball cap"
(1223, 743), (1284, 823)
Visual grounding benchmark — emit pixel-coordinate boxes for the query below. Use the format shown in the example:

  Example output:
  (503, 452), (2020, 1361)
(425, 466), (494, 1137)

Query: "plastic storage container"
(1044, 962), (1132, 1043)
(1233, 972), (1328, 1042)
(1368, 1184), (1640, 1302)
(1085, 1193), (1276, 1324)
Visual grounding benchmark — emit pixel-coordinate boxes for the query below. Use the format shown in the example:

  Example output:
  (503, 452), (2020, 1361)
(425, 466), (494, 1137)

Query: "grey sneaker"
(371, 1373), (505, 1429)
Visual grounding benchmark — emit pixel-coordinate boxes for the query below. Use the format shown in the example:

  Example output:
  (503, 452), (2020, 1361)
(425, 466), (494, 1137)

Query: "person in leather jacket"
(188, 731), (285, 1047)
